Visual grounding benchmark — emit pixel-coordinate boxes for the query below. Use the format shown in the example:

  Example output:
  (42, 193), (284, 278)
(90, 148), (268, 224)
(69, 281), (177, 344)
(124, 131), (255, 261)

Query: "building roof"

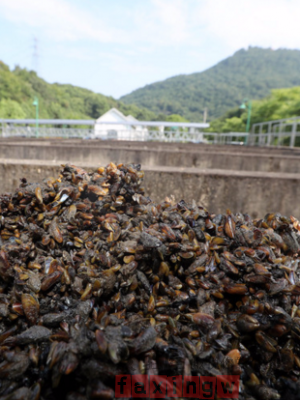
(96, 108), (130, 123)
(95, 108), (143, 130)
(126, 115), (139, 122)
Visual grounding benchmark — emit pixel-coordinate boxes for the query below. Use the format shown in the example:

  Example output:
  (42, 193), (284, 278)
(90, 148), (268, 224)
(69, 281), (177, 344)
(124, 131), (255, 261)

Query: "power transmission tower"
(32, 36), (39, 74)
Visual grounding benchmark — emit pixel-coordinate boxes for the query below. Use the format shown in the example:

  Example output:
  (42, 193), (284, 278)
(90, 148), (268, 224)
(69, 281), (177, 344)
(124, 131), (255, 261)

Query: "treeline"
(1, 52), (300, 132)
(207, 86), (300, 132)
(0, 61), (174, 121)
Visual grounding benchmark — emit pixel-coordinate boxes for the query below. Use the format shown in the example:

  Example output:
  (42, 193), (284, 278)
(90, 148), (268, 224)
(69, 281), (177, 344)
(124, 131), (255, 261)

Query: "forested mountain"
(2, 47), (300, 126)
(0, 61), (157, 120)
(120, 47), (300, 121)
(207, 86), (300, 133)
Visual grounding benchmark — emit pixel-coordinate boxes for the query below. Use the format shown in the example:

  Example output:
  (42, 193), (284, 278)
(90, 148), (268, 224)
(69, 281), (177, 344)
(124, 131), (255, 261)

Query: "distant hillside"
(0, 61), (157, 121)
(120, 47), (300, 121)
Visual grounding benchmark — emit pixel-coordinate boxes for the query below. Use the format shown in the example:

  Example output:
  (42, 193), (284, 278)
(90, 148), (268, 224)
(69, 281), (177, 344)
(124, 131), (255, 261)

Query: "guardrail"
(1, 127), (94, 139)
(251, 116), (300, 147)
(2, 123), (300, 147)
(0, 127), (208, 143)
(0, 119), (209, 143)
(247, 131), (300, 147)
(0, 126), (250, 144)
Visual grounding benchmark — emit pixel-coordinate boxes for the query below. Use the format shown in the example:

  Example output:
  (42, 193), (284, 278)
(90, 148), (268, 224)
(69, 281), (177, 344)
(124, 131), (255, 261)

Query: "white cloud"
(0, 0), (129, 43)
(0, 0), (199, 47)
(196, 0), (300, 50)
(150, 0), (190, 43)
(0, 0), (299, 50)
(127, 0), (191, 47)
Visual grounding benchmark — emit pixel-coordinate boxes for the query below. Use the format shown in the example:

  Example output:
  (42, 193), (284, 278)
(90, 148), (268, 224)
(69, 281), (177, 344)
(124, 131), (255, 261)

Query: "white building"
(94, 108), (148, 140)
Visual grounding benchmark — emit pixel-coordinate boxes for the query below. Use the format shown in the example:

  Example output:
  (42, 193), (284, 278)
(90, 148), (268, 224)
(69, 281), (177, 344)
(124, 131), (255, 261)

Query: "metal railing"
(0, 126), (209, 143)
(247, 130), (300, 147)
(204, 132), (248, 145)
(251, 116), (300, 134)
(0, 125), (250, 145)
(203, 130), (300, 147)
(251, 116), (300, 147)
(2, 116), (300, 148)
(1, 127), (94, 139)
(0, 119), (209, 143)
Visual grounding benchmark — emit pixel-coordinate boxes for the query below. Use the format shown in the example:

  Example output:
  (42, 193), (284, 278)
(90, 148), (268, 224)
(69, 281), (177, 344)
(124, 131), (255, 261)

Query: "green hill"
(0, 61), (157, 121)
(120, 47), (300, 122)
(207, 86), (300, 133)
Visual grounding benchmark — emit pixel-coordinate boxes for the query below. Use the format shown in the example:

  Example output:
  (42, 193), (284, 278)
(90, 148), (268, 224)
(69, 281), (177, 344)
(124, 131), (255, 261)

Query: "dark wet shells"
(0, 162), (299, 400)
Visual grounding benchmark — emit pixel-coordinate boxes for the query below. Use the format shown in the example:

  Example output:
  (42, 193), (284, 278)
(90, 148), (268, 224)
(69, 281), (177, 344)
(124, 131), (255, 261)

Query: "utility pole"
(203, 108), (208, 123)
(240, 99), (252, 145)
(245, 101), (252, 133)
(240, 99), (252, 133)
(32, 97), (39, 138)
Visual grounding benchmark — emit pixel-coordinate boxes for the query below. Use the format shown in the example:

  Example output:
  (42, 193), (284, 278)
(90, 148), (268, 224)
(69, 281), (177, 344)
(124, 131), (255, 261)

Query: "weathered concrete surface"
(2, 138), (300, 156)
(1, 139), (300, 173)
(143, 166), (300, 219)
(0, 159), (299, 218)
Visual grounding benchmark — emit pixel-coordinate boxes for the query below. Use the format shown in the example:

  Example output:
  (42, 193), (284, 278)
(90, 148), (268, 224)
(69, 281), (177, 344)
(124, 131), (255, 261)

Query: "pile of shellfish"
(0, 162), (300, 399)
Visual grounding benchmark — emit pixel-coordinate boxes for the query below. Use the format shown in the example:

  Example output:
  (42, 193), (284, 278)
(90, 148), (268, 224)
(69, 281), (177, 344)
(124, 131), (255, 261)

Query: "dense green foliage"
(207, 86), (300, 133)
(2, 47), (300, 130)
(0, 61), (158, 120)
(121, 47), (300, 122)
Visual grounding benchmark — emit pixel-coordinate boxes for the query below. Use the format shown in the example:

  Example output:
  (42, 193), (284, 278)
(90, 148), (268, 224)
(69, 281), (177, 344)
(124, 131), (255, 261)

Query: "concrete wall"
(0, 160), (300, 219)
(0, 140), (300, 173)
(0, 139), (300, 218)
(2, 138), (300, 155)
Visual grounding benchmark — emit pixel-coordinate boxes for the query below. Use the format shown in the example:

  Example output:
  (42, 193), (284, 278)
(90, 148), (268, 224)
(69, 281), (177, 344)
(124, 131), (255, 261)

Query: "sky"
(0, 0), (299, 99)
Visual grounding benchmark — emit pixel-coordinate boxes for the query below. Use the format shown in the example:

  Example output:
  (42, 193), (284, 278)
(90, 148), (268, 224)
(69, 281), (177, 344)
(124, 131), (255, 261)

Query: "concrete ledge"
(0, 141), (300, 173)
(1, 138), (300, 155)
(0, 159), (299, 219)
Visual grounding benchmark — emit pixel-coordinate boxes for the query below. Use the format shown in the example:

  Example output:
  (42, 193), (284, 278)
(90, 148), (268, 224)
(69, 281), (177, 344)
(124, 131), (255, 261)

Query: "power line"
(1, 38), (32, 66)
(32, 36), (39, 74)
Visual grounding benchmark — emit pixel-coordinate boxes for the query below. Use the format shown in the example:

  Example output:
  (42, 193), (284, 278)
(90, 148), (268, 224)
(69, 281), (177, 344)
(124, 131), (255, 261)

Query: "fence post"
(290, 121), (297, 148)
(277, 121), (283, 147)
(258, 124), (263, 145)
(266, 122), (272, 146)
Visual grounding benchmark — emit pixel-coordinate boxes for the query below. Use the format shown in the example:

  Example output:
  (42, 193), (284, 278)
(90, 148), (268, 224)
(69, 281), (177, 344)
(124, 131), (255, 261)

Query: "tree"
(121, 47), (300, 121)
(222, 117), (245, 133)
(0, 99), (26, 118)
(0, 60), (159, 121)
(164, 114), (188, 123)
(206, 86), (300, 132)
(84, 95), (109, 119)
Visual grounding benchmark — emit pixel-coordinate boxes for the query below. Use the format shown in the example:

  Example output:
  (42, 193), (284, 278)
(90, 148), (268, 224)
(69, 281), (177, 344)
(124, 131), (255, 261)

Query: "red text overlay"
(115, 375), (239, 398)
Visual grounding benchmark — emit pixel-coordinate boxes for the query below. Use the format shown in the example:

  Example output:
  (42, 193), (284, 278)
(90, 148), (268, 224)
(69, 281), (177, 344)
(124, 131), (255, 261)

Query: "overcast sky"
(0, 0), (299, 98)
